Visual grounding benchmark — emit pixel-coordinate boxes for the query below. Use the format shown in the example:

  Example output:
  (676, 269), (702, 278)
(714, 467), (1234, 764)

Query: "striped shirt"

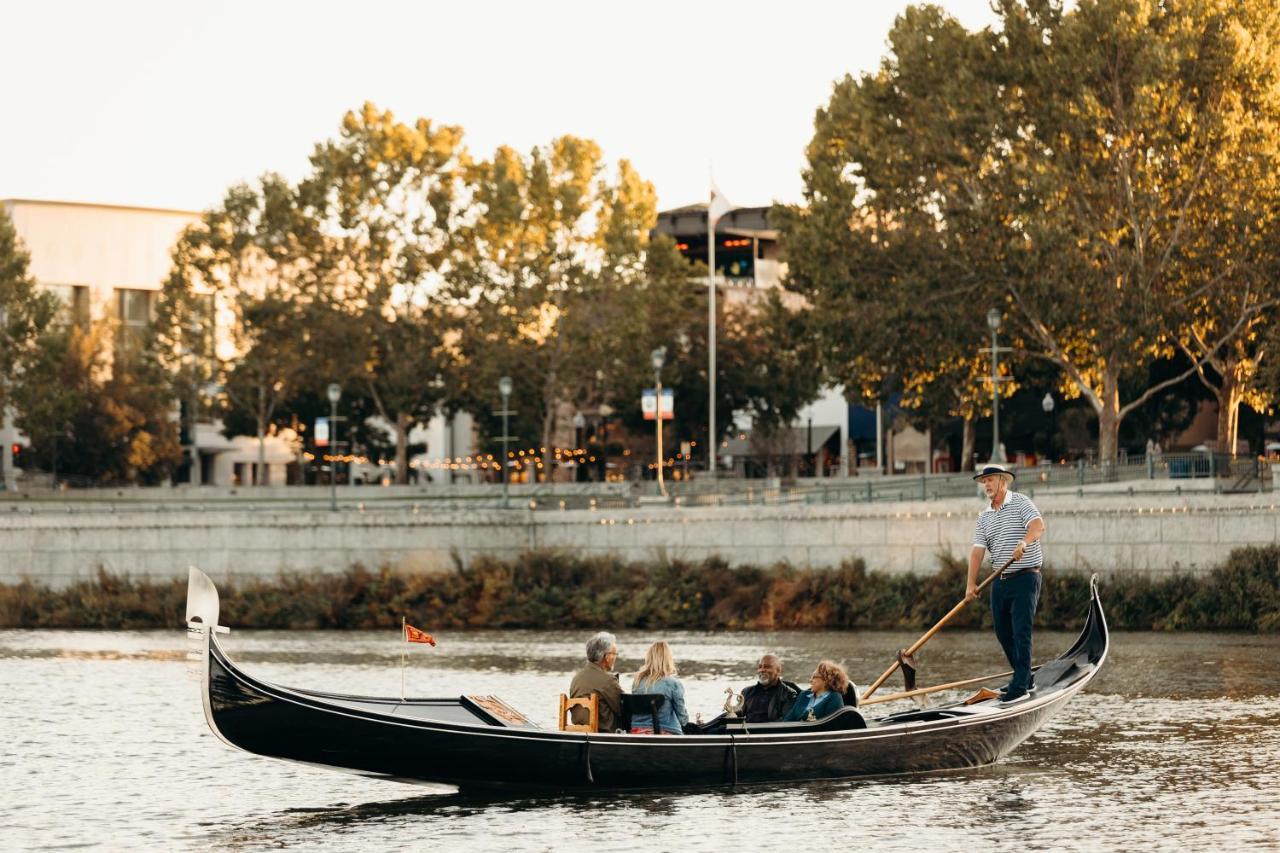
(973, 490), (1043, 575)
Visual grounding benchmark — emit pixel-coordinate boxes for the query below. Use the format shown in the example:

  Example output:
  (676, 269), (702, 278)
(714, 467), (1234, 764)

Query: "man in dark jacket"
(740, 654), (799, 722)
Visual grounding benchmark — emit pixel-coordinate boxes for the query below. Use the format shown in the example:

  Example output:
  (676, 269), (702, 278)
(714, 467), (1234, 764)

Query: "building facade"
(1, 199), (488, 489)
(1, 200), (205, 486)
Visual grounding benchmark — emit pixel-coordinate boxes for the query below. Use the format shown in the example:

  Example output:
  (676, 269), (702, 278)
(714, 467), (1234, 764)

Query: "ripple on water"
(1, 628), (1278, 852)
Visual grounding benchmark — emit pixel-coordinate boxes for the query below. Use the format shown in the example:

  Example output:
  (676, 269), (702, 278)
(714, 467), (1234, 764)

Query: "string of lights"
(302, 441), (701, 474)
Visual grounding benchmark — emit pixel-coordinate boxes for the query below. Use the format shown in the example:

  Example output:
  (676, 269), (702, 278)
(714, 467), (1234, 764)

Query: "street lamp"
(1042, 392), (1056, 463)
(986, 308), (1005, 464)
(498, 376), (513, 507)
(652, 346), (668, 497)
(572, 412), (586, 480)
(327, 383), (341, 512)
(598, 402), (614, 483)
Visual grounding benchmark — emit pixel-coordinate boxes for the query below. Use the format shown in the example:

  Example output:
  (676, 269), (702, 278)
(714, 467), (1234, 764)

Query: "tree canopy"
(781, 0), (1280, 461)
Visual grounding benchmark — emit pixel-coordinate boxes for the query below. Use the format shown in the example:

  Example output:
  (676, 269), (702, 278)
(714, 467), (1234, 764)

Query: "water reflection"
(3, 627), (1279, 851)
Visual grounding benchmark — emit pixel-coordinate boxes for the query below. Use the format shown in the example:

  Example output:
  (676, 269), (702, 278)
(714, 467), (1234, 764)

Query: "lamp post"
(327, 383), (341, 512)
(598, 402), (614, 483)
(986, 308), (1005, 463)
(652, 346), (668, 497)
(572, 412), (586, 482)
(1042, 392), (1056, 463)
(498, 376), (513, 507)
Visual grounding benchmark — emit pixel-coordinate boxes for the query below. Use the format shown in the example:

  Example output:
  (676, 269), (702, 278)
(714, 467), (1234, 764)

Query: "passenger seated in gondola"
(782, 660), (849, 722)
(629, 641), (689, 735)
(740, 654), (800, 722)
(569, 632), (623, 733)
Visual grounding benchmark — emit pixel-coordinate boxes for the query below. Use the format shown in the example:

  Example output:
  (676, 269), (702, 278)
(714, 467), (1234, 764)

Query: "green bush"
(2, 545), (1277, 631)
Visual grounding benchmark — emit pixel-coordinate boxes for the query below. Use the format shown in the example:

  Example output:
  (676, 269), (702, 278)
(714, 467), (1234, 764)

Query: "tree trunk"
(1216, 354), (1244, 458)
(254, 384), (267, 484)
(961, 417), (975, 472)
(394, 413), (411, 485)
(1097, 369), (1121, 468)
(256, 420), (266, 486)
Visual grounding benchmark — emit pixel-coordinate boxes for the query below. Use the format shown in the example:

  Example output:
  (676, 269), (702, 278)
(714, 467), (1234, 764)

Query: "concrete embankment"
(1, 491), (1276, 588)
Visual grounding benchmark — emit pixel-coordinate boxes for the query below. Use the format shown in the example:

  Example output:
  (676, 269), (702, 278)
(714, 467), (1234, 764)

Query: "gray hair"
(585, 631), (617, 663)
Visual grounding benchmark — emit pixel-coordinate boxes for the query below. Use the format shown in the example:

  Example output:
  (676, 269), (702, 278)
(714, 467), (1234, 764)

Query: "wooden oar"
(859, 555), (1018, 703)
(860, 669), (1012, 706)
(860, 662), (1046, 706)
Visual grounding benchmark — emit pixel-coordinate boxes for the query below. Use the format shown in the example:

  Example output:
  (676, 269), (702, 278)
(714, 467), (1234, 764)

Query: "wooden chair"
(559, 693), (599, 733)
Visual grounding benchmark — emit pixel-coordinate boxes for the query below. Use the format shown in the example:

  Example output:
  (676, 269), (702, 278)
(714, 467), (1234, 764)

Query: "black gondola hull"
(188, 570), (1108, 792)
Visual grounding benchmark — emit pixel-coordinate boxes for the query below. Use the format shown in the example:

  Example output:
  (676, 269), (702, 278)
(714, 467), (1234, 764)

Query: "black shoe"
(1000, 688), (1028, 703)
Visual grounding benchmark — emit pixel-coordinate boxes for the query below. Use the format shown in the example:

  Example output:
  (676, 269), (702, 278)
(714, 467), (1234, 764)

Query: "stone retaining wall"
(2, 492), (1276, 588)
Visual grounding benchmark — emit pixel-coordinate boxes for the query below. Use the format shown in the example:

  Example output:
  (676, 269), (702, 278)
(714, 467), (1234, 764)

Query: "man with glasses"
(569, 631), (623, 732)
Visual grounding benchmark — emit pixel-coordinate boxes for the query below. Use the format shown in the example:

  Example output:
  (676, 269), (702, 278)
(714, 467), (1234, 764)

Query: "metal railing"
(1, 453), (1270, 515)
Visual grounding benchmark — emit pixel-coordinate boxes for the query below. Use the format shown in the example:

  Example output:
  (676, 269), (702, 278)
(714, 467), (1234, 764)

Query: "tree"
(451, 139), (684, 479)
(301, 103), (467, 484)
(775, 5), (1012, 470)
(782, 0), (1280, 463)
(996, 0), (1280, 461)
(0, 206), (59, 484)
(161, 175), (320, 484)
(10, 319), (181, 483)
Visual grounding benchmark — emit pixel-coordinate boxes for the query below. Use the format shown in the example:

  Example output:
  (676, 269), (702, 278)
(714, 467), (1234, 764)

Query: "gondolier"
(966, 463), (1046, 703)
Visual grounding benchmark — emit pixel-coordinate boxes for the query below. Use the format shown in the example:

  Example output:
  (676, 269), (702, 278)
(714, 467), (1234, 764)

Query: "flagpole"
(708, 193), (717, 484)
(400, 616), (406, 702)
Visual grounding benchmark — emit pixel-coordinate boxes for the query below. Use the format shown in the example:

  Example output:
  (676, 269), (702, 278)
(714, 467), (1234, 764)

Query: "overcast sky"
(2, 0), (1002, 214)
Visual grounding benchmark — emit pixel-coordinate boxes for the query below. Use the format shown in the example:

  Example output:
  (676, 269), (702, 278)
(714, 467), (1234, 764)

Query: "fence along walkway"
(0, 453), (1271, 515)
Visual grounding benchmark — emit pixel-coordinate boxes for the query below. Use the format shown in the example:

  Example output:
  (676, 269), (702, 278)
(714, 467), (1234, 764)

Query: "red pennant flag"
(404, 623), (436, 646)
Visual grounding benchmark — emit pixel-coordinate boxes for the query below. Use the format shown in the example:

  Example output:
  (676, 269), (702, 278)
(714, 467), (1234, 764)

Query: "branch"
(1148, 136), (1214, 290)
(1007, 283), (1102, 412)
(1175, 334), (1221, 397)
(1119, 300), (1265, 418)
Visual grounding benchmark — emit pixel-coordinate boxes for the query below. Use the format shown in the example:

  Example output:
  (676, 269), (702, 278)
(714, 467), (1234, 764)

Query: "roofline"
(1, 197), (203, 218)
(657, 203), (773, 217)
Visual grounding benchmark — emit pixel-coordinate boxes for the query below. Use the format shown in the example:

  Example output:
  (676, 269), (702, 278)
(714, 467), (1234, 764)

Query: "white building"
(1, 198), (482, 489)
(1, 199), (202, 486)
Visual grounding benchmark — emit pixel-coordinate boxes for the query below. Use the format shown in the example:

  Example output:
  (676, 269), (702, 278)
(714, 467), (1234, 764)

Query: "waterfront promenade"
(2, 482), (1275, 588)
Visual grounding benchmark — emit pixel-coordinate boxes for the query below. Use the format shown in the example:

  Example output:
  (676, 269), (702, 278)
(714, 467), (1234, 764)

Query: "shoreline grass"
(1, 545), (1277, 632)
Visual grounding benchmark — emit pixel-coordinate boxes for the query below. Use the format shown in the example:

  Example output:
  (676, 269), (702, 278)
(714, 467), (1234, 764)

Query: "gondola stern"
(1085, 573), (1110, 666)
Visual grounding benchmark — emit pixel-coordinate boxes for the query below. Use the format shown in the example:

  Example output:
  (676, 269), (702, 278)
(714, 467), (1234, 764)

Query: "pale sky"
(2, 0), (1001, 214)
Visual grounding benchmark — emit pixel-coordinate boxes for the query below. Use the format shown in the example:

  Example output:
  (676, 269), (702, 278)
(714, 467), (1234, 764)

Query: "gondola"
(185, 568), (1109, 791)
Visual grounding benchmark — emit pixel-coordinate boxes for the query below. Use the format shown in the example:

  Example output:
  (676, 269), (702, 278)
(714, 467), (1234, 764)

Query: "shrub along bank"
(2, 545), (1278, 632)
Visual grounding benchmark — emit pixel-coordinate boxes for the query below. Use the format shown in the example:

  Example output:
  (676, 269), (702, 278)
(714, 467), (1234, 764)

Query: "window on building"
(114, 287), (154, 361)
(46, 284), (90, 326)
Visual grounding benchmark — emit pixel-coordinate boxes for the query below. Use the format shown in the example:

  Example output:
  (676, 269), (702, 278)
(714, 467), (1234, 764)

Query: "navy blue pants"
(991, 571), (1041, 693)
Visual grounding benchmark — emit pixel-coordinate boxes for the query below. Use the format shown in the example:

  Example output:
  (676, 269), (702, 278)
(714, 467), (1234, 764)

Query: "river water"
(2, 625), (1278, 852)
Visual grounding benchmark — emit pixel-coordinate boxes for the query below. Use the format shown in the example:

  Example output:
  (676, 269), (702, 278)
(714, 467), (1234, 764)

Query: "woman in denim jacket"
(783, 660), (849, 722)
(629, 641), (689, 735)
